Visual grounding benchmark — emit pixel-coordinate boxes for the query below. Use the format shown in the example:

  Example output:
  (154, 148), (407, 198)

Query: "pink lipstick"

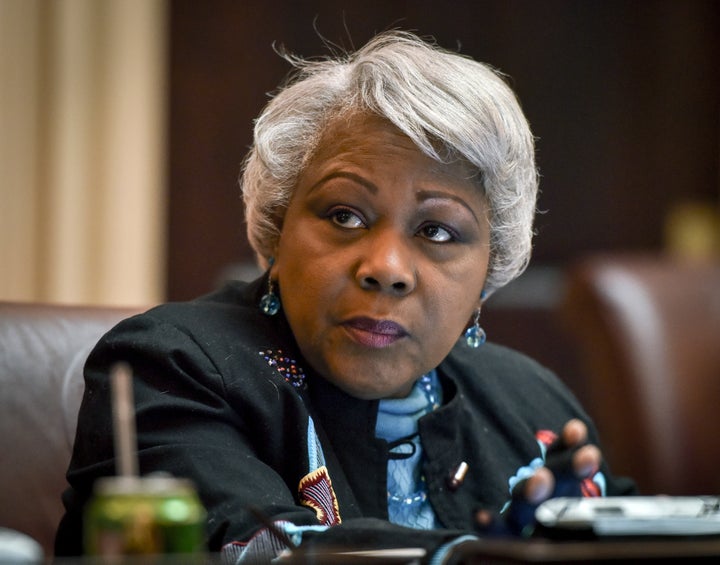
(342, 317), (408, 348)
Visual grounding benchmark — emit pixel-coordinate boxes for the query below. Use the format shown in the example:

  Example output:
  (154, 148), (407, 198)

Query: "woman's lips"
(342, 317), (408, 348)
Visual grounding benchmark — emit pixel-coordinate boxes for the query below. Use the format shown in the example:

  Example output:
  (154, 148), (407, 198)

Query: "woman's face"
(272, 114), (490, 399)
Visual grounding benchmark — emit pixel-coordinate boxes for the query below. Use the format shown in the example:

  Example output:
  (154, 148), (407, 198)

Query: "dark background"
(166, 0), (719, 407)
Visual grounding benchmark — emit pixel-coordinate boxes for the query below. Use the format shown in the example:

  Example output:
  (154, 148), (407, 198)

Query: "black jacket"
(55, 276), (634, 557)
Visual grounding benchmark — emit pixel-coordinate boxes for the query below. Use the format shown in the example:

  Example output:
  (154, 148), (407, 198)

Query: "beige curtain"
(0, 0), (167, 306)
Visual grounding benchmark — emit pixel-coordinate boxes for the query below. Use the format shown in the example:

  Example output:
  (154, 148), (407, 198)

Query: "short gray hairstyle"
(241, 31), (538, 295)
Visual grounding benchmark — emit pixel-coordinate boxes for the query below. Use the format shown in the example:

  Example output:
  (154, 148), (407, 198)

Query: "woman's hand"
(475, 419), (603, 537)
(522, 419), (602, 504)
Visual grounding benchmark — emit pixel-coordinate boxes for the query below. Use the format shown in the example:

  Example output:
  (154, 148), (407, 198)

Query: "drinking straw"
(110, 362), (139, 477)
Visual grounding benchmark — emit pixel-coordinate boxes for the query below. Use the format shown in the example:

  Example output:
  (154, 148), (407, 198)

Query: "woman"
(56, 32), (634, 562)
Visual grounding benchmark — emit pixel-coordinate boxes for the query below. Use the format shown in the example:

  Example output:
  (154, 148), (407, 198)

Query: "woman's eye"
(330, 208), (365, 229)
(419, 224), (455, 243)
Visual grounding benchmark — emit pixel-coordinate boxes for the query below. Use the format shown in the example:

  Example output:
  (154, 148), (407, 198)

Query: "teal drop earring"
(260, 277), (281, 316)
(464, 309), (486, 348)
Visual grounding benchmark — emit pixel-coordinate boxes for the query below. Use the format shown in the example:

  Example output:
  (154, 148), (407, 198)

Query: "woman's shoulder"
(86, 276), (303, 398)
(143, 279), (263, 329)
(97, 277), (291, 358)
(444, 340), (555, 381)
(440, 340), (586, 418)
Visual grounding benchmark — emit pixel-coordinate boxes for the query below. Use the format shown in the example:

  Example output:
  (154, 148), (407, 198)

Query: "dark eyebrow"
(307, 171), (379, 196)
(416, 189), (481, 225)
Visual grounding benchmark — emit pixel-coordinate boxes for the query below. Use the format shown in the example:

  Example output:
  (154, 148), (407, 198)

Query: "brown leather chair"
(0, 302), (141, 560)
(563, 254), (720, 496)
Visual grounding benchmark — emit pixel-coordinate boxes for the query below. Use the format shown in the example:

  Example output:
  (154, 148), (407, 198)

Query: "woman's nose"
(355, 230), (417, 295)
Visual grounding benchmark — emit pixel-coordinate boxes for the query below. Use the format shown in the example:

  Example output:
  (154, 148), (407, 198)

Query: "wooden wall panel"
(168, 0), (720, 300)
(164, 1), (720, 468)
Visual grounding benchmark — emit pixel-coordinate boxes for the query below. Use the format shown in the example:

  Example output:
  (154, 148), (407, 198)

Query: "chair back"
(563, 254), (720, 495)
(0, 302), (140, 558)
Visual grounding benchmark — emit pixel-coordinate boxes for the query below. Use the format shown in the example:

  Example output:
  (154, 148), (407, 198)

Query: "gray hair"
(241, 31), (538, 295)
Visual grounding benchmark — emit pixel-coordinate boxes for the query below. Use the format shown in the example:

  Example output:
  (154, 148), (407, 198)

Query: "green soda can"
(84, 475), (206, 557)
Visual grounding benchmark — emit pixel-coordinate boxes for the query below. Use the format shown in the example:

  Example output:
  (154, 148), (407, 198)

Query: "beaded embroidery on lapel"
(258, 347), (341, 525)
(259, 349), (307, 389)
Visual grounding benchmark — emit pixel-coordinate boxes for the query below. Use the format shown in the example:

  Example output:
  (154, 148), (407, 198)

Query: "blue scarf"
(375, 370), (441, 529)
